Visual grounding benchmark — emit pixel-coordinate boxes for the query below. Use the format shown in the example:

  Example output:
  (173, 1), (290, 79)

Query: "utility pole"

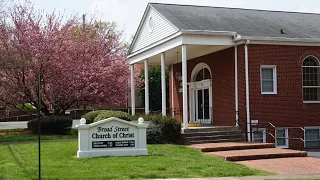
(37, 71), (41, 180)
(82, 14), (86, 115)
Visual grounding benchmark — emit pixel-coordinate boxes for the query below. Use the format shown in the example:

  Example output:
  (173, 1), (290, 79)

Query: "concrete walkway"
(0, 120), (80, 129)
(190, 142), (320, 175)
(155, 174), (320, 179)
(238, 157), (320, 175)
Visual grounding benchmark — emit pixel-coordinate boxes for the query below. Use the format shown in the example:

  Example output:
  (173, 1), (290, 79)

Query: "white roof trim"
(129, 33), (183, 64)
(128, 5), (153, 54)
(128, 31), (182, 58)
(236, 35), (320, 43)
(181, 29), (237, 36)
(128, 30), (236, 57)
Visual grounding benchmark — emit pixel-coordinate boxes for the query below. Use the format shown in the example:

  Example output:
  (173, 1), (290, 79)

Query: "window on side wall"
(302, 56), (320, 102)
(305, 127), (320, 148)
(261, 65), (277, 94)
(276, 128), (288, 148)
(252, 128), (266, 143)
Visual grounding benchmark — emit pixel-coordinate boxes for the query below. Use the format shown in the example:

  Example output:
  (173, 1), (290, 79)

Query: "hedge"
(93, 110), (131, 122)
(136, 114), (181, 144)
(27, 116), (72, 135)
(81, 110), (105, 124)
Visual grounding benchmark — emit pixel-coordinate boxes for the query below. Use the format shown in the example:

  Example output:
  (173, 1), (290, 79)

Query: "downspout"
(244, 40), (251, 142)
(235, 46), (239, 126)
(171, 64), (174, 117)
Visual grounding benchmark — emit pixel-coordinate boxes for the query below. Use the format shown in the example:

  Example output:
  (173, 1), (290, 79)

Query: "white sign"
(76, 117), (148, 158)
(251, 120), (258, 124)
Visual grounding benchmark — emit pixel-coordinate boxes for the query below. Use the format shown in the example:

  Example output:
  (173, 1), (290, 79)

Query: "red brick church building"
(128, 3), (320, 148)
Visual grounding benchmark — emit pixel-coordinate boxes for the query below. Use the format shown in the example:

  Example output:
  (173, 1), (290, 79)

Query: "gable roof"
(150, 3), (320, 39)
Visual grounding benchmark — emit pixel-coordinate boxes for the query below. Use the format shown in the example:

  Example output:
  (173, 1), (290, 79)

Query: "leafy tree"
(139, 66), (169, 112)
(0, 5), (129, 116)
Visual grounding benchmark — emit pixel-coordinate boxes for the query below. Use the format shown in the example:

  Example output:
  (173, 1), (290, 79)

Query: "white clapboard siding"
(131, 7), (178, 53)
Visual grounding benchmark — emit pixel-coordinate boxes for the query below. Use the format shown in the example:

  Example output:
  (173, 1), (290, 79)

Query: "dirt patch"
(20, 129), (33, 135)
(0, 132), (6, 136)
(0, 129), (33, 136)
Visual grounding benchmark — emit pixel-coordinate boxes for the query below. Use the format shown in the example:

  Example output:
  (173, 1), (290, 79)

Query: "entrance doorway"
(196, 88), (210, 123)
(188, 63), (212, 124)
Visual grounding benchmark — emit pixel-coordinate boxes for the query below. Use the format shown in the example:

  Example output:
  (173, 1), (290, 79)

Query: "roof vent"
(280, 29), (286, 34)
(149, 16), (155, 33)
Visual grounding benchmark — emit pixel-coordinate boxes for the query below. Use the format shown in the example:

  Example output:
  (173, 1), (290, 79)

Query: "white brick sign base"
(76, 117), (148, 158)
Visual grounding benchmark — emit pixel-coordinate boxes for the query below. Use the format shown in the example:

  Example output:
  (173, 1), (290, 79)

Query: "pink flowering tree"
(0, 5), (129, 116)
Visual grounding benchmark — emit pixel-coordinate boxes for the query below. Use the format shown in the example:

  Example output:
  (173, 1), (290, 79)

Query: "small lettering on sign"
(92, 140), (135, 148)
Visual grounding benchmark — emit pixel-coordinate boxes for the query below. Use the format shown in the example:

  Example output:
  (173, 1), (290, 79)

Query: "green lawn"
(0, 141), (270, 180)
(0, 129), (77, 143)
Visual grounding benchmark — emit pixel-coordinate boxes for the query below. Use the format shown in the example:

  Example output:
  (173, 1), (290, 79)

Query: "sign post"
(76, 117), (148, 158)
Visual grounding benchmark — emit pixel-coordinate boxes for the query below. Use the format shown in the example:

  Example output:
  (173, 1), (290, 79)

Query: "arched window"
(195, 68), (211, 81)
(303, 56), (320, 102)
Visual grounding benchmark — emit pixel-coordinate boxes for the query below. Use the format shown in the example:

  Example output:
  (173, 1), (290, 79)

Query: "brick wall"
(169, 44), (320, 148)
(238, 44), (320, 148)
(170, 47), (236, 126)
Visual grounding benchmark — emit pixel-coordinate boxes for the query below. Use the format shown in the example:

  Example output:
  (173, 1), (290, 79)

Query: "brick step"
(190, 142), (275, 152)
(182, 130), (243, 137)
(185, 134), (245, 141)
(183, 126), (240, 133)
(206, 148), (307, 161)
(187, 138), (246, 145)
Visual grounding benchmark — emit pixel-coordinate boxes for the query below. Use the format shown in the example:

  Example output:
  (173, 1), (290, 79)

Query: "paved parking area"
(0, 120), (80, 129)
(307, 149), (320, 158)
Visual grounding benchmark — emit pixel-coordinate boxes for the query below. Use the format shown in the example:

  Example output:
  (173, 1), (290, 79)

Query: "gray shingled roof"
(150, 3), (320, 39)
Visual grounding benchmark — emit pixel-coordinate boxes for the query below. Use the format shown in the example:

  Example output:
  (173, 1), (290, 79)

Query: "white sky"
(29, 0), (320, 42)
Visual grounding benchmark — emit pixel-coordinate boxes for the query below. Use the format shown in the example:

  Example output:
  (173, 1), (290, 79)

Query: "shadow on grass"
(7, 144), (36, 179)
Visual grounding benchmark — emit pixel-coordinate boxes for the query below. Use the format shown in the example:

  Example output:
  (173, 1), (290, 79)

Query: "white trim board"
(129, 34), (235, 64)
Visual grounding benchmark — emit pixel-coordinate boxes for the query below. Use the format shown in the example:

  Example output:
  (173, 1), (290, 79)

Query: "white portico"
(128, 3), (242, 130)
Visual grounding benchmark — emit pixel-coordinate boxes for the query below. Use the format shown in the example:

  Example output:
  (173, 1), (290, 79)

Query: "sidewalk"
(0, 120), (80, 129)
(155, 173), (320, 180)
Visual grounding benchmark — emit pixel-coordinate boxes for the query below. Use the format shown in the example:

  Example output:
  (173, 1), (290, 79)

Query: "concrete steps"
(207, 148), (307, 161)
(189, 142), (308, 162)
(190, 142), (275, 152)
(182, 126), (246, 145)
(183, 130), (244, 137)
(188, 137), (246, 145)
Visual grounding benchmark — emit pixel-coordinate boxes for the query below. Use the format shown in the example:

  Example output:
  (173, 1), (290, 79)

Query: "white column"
(171, 65), (174, 117)
(182, 45), (188, 129)
(130, 64), (135, 115)
(144, 60), (149, 114)
(161, 52), (166, 116)
(235, 46), (239, 126)
(245, 41), (251, 142)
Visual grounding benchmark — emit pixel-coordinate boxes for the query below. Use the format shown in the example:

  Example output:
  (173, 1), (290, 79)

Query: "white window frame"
(260, 65), (277, 94)
(302, 56), (320, 103)
(275, 128), (289, 148)
(304, 126), (320, 148)
(252, 128), (266, 143)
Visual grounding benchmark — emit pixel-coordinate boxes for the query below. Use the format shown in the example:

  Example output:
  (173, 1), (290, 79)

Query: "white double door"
(189, 79), (212, 124)
(195, 88), (211, 123)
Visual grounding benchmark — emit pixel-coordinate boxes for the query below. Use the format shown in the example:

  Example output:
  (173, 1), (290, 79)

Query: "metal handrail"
(246, 122), (307, 151)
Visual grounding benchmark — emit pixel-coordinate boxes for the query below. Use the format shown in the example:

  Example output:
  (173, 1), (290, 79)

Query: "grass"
(0, 141), (270, 180)
(0, 129), (77, 143)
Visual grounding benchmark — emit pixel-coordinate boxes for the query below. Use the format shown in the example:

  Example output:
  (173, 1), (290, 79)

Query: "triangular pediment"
(129, 4), (179, 54)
